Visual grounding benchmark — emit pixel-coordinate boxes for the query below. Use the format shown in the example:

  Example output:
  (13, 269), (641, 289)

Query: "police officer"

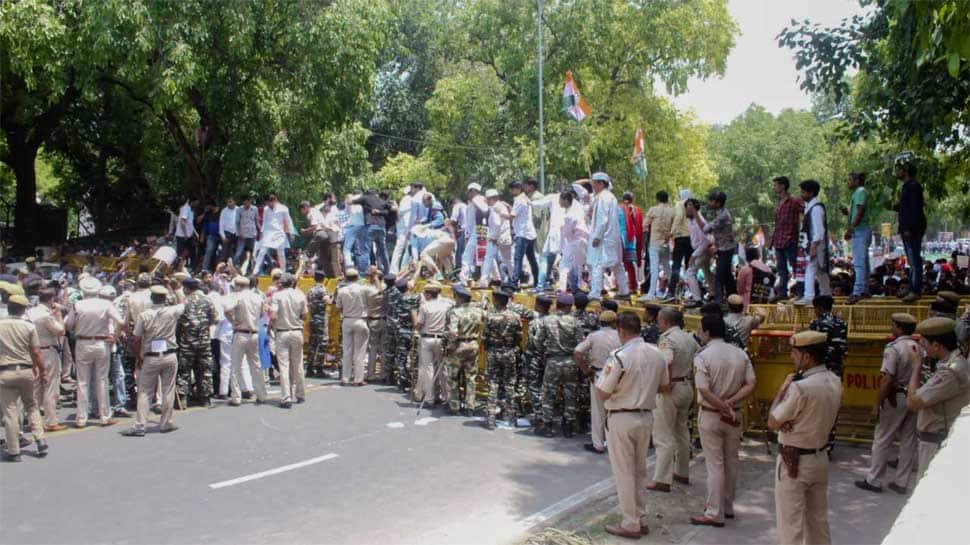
(414, 282), (453, 403)
(535, 293), (582, 437)
(574, 310), (621, 453)
(648, 308), (699, 491)
(122, 286), (185, 436)
(27, 288), (67, 431)
(767, 330), (842, 545)
(906, 317), (970, 475)
(808, 295), (847, 376)
(0, 294), (48, 461)
(335, 268), (382, 386)
(394, 276), (422, 391)
(270, 273), (308, 408)
(594, 311), (668, 539)
(305, 271), (331, 378)
(724, 294), (765, 350)
(176, 277), (217, 406)
(856, 313), (920, 494)
(226, 276), (268, 405)
(483, 287), (524, 429)
(689, 314), (756, 527)
(66, 276), (125, 428)
(444, 284), (485, 415)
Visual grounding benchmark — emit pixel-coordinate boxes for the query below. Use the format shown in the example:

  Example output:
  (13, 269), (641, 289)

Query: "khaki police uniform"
(864, 332), (920, 489)
(415, 292), (454, 402)
(227, 281), (268, 403)
(27, 304), (65, 427)
(365, 285), (385, 380)
(271, 287), (308, 404)
(653, 325), (699, 485)
(771, 335), (842, 545)
(132, 299), (185, 431)
(0, 315), (45, 456)
(66, 295), (124, 426)
(595, 337), (668, 534)
(335, 278), (378, 384)
(575, 326), (621, 450)
(913, 348), (970, 475)
(694, 338), (755, 522)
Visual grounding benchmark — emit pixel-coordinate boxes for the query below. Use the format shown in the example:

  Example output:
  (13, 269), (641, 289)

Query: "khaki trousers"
(134, 354), (177, 430)
(276, 330), (305, 403)
(416, 337), (445, 402)
(606, 411), (653, 533)
(1, 367), (45, 455)
(75, 340), (110, 425)
(698, 410), (741, 521)
(341, 318), (369, 383)
(589, 381), (607, 449)
(230, 332), (267, 402)
(917, 439), (940, 477)
(652, 381), (692, 484)
(865, 395), (917, 488)
(34, 348), (61, 426)
(774, 451), (831, 545)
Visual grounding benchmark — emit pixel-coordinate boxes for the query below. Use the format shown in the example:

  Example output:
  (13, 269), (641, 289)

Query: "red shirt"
(771, 196), (804, 249)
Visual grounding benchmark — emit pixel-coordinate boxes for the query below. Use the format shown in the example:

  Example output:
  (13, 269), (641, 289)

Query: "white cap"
(485, 189), (500, 198)
(99, 285), (117, 299)
(467, 183), (482, 192)
(591, 172), (611, 184)
(79, 276), (103, 295)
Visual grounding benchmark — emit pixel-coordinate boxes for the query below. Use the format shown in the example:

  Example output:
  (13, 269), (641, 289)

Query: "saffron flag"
(561, 71), (591, 122)
(631, 126), (647, 180)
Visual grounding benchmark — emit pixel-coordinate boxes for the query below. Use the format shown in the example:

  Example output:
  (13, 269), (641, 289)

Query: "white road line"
(518, 476), (616, 528)
(208, 453), (339, 489)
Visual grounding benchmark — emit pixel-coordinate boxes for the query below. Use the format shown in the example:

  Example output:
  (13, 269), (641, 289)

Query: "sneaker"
(159, 424), (179, 434)
(1, 451), (22, 462)
(121, 428), (146, 437)
(44, 423), (67, 432)
(888, 483), (907, 495)
(36, 439), (49, 457)
(854, 480), (882, 493)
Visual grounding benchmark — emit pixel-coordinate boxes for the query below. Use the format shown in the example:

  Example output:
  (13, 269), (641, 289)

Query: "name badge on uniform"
(150, 339), (168, 353)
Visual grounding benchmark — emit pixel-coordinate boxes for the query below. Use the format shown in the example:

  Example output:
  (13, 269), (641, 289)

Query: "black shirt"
(353, 193), (389, 229)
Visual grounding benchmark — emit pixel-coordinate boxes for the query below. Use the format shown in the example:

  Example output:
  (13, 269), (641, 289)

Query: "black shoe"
(562, 421), (575, 438)
(542, 424), (557, 438)
(36, 439), (49, 457)
(888, 483), (907, 495)
(255, 399), (265, 405)
(854, 480), (883, 493)
(1, 451), (22, 462)
(121, 428), (146, 437)
(533, 422), (547, 436)
(460, 408), (473, 417)
(583, 443), (605, 454)
(280, 402), (292, 409)
(18, 436), (30, 448)
(296, 397), (305, 404)
(242, 391), (254, 400)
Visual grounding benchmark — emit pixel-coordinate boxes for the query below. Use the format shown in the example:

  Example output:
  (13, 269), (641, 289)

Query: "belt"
(670, 376), (688, 383)
(234, 329), (256, 334)
(779, 444), (826, 455)
(366, 316), (382, 320)
(918, 431), (946, 445)
(0, 364), (31, 371)
(144, 349), (177, 358)
(456, 337), (479, 342)
(421, 334), (445, 339)
(275, 328), (302, 332)
(39, 345), (58, 350)
(78, 335), (111, 341)
(608, 408), (651, 414)
(700, 406), (721, 412)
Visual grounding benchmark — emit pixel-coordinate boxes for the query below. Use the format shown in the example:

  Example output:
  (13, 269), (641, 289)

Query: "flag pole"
(537, 0), (545, 194)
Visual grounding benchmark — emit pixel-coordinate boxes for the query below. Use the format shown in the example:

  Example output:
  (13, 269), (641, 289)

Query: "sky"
(669, 0), (864, 125)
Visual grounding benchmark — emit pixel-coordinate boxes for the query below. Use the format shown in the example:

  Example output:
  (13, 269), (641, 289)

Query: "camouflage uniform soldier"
(444, 285), (486, 415)
(641, 303), (662, 344)
(535, 294), (582, 437)
(809, 295), (848, 376)
(699, 303), (745, 350)
(525, 296), (553, 415)
(381, 274), (403, 384)
(305, 271), (331, 378)
(483, 288), (524, 429)
(176, 278), (217, 406)
(573, 292), (600, 338)
(572, 293), (599, 433)
(395, 287), (422, 391)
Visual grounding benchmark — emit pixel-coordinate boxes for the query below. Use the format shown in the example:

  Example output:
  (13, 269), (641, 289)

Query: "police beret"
(270, 268), (283, 279)
(136, 273), (152, 286)
(8, 294), (29, 306)
(598, 310), (617, 323)
(0, 281), (13, 294)
(727, 294), (743, 306)
(344, 268), (359, 279)
(790, 330), (828, 347)
(233, 276), (250, 288)
(99, 285), (117, 299)
(936, 291), (961, 307)
(890, 312), (916, 325)
(182, 277), (201, 289)
(79, 276), (103, 294)
(556, 293), (575, 306)
(423, 281), (442, 293)
(452, 284), (470, 298)
(930, 300), (956, 314)
(916, 317), (955, 337)
(573, 291), (589, 305)
(383, 273), (397, 283)
(173, 272), (189, 281)
(2, 283), (25, 296)
(150, 285), (168, 296)
(535, 295), (553, 306)
(492, 288), (511, 301)
(812, 295), (833, 307)
(314, 270), (327, 281)
(644, 302), (662, 312)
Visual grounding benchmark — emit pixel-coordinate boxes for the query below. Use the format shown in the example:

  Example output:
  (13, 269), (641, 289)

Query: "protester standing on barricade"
(588, 173), (630, 301)
(770, 176), (803, 302)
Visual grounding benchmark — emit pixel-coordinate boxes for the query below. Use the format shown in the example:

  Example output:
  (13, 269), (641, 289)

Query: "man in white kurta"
(478, 189), (513, 288)
(531, 191), (566, 292)
(587, 172), (629, 299)
(560, 191), (589, 293)
(254, 195), (296, 274)
(459, 183), (489, 283)
(390, 187), (413, 274)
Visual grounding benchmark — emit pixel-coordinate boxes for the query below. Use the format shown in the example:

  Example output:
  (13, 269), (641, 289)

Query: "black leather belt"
(700, 406), (720, 412)
(39, 345), (57, 350)
(0, 363), (31, 371)
(918, 431), (946, 445)
(78, 335), (111, 341)
(275, 328), (302, 332)
(608, 408), (651, 414)
(780, 444), (826, 455)
(421, 333), (445, 339)
(235, 329), (256, 334)
(144, 349), (177, 357)
(456, 337), (478, 342)
(670, 376), (688, 383)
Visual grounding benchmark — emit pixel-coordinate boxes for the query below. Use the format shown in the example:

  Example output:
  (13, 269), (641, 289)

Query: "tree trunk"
(9, 145), (39, 255)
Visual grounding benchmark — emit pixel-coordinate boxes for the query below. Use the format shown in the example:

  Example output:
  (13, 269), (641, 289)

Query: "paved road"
(0, 379), (612, 545)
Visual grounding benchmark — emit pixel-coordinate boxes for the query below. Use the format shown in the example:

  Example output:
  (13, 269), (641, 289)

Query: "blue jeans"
(775, 244), (798, 298)
(109, 350), (127, 410)
(343, 225), (366, 270)
(234, 237), (255, 266)
(851, 227), (871, 296)
(202, 235), (220, 272)
(512, 237), (539, 286)
(366, 224), (389, 272)
(536, 251), (557, 290)
(903, 233), (923, 295)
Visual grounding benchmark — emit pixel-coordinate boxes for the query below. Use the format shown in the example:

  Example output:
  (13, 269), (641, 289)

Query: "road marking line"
(208, 453), (339, 489)
(414, 416), (438, 426)
(518, 476), (616, 529)
(386, 422), (405, 428)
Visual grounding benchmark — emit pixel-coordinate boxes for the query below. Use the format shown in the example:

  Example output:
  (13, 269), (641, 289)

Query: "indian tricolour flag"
(631, 126), (648, 180)
(561, 71), (591, 122)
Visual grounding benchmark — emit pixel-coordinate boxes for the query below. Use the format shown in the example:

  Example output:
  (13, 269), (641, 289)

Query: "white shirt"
(305, 206), (325, 232)
(486, 202), (512, 245)
(260, 203), (296, 249)
(219, 206), (238, 238)
(587, 189), (622, 266)
(450, 202), (466, 231)
(511, 194), (537, 240)
(532, 194), (565, 254)
(688, 212), (711, 258)
(409, 189), (429, 229)
(347, 197), (365, 227)
(463, 195), (488, 236)
(805, 197), (826, 243)
(175, 203), (195, 238)
(396, 195), (413, 233)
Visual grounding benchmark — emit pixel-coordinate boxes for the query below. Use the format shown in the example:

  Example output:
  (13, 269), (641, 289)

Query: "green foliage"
(373, 152), (448, 196)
